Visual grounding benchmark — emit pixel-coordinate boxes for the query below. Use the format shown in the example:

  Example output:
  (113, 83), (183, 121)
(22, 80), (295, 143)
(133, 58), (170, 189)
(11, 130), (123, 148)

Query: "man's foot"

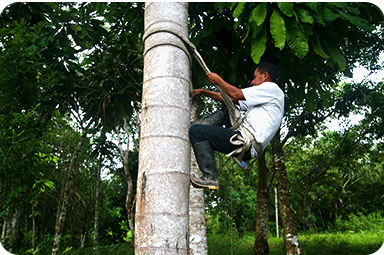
(190, 174), (219, 190)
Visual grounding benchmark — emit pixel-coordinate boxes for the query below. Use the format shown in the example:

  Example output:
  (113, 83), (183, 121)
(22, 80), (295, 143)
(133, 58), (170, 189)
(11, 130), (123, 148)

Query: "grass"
(207, 231), (384, 255)
(38, 231), (384, 255)
(65, 243), (134, 255)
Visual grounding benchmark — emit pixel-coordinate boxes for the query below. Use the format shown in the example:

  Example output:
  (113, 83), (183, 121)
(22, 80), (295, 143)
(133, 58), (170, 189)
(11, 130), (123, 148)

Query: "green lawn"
(63, 231), (384, 255)
(207, 231), (384, 255)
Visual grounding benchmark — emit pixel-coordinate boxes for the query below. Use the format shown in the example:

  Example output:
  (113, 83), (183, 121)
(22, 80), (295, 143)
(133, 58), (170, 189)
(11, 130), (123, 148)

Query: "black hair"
(256, 62), (278, 82)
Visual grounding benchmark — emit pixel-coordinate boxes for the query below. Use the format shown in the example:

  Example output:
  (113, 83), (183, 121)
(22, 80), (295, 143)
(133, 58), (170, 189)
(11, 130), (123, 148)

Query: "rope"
(189, 46), (242, 130)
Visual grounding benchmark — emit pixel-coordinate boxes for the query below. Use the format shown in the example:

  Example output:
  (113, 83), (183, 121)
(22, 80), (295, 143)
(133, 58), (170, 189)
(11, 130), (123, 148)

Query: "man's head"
(251, 62), (277, 86)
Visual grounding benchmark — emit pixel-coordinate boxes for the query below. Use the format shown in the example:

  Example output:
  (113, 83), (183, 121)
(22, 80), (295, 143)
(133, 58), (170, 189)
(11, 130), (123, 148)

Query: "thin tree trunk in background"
(189, 100), (208, 255)
(1, 218), (7, 243)
(39, 207), (46, 241)
(275, 186), (279, 238)
(135, 2), (191, 254)
(52, 126), (90, 255)
(52, 132), (72, 255)
(3, 210), (21, 248)
(51, 171), (72, 255)
(93, 166), (100, 253)
(93, 133), (105, 253)
(80, 219), (88, 248)
(32, 207), (36, 250)
(254, 151), (269, 255)
(115, 117), (135, 246)
(271, 133), (302, 255)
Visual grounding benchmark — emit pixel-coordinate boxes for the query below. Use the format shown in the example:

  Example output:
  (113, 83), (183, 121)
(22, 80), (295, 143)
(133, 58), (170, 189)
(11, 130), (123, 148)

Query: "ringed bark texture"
(254, 152), (269, 255)
(135, 3), (192, 255)
(272, 133), (302, 255)
(189, 102), (208, 255)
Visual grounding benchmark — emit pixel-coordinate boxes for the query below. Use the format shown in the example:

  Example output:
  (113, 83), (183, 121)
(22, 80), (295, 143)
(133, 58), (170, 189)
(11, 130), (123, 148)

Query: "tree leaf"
(312, 33), (330, 59)
(338, 10), (375, 32)
(241, 25), (251, 43)
(306, 92), (315, 112)
(306, 3), (326, 25)
(325, 45), (346, 71)
(295, 7), (314, 24)
(214, 2), (226, 13)
(251, 24), (262, 39)
(251, 3), (267, 26)
(323, 7), (340, 22)
(277, 2), (294, 17)
(233, 2), (246, 19)
(270, 8), (286, 50)
(251, 26), (267, 64)
(287, 22), (308, 58)
(226, 2), (238, 10)
(70, 24), (82, 31)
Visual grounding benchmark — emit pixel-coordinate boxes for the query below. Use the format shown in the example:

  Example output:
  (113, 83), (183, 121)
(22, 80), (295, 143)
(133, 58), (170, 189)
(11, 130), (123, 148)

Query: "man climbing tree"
(189, 62), (284, 190)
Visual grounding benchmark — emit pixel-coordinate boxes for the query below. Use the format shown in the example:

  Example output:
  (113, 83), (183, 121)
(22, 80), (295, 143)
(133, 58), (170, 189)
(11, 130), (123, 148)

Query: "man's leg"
(189, 124), (251, 190)
(190, 105), (231, 127)
(189, 140), (219, 190)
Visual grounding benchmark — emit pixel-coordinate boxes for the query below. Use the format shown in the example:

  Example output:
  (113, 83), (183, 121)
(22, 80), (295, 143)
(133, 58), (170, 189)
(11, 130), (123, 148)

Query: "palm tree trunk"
(254, 152), (269, 255)
(271, 133), (302, 255)
(135, 2), (192, 254)
(189, 101), (208, 255)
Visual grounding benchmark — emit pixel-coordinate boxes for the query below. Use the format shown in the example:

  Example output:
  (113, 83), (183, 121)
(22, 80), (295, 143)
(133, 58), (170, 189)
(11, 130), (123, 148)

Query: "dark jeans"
(189, 107), (252, 161)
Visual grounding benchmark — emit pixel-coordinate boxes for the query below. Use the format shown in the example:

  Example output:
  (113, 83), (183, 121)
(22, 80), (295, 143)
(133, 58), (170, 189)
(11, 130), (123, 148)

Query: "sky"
(349, 52), (384, 84)
(324, 50), (384, 132)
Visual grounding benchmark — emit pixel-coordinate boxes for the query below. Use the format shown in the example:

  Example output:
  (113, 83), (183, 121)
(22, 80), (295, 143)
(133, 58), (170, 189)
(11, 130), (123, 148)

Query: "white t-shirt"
(238, 82), (284, 157)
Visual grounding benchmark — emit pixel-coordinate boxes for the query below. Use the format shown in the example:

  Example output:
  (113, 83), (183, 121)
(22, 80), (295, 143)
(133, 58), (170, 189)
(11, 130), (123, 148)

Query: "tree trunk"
(275, 186), (280, 238)
(115, 117), (135, 246)
(271, 133), (302, 255)
(80, 214), (88, 248)
(39, 206), (46, 241)
(93, 145), (103, 253)
(93, 171), (100, 253)
(189, 101), (208, 255)
(52, 128), (90, 255)
(1, 218), (7, 243)
(254, 152), (269, 255)
(3, 210), (21, 248)
(52, 173), (72, 255)
(135, 2), (191, 254)
(93, 133), (106, 253)
(32, 207), (36, 250)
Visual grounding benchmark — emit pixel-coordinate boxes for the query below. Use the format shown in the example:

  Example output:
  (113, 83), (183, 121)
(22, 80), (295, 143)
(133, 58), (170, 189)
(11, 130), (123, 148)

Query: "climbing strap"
(227, 123), (263, 164)
(143, 23), (262, 161)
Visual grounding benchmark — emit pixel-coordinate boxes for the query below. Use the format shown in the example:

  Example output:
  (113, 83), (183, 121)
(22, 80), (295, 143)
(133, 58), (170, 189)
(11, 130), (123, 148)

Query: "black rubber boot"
(191, 110), (225, 126)
(190, 141), (219, 190)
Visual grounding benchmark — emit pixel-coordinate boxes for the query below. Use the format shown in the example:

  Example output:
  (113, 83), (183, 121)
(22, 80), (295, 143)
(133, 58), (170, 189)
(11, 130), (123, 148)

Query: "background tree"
(189, 100), (208, 255)
(0, 2), (144, 254)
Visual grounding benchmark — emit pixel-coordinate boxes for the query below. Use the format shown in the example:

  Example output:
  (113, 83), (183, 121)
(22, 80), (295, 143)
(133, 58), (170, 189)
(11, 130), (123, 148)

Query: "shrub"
(332, 211), (384, 233)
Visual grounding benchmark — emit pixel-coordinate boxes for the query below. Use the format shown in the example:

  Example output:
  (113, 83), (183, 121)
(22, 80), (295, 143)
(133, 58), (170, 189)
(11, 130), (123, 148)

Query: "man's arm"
(191, 88), (224, 102)
(206, 73), (245, 101)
